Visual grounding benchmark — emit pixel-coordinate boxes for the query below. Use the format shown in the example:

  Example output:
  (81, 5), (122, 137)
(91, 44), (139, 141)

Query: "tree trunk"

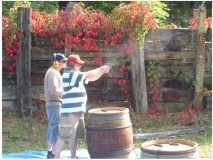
(131, 40), (148, 112)
(16, 8), (32, 117)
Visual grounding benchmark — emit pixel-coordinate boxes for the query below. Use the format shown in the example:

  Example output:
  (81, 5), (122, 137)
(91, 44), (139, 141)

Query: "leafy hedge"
(2, 1), (59, 16)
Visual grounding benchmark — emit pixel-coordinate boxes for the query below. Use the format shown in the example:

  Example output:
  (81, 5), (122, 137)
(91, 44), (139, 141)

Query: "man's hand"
(101, 65), (111, 73)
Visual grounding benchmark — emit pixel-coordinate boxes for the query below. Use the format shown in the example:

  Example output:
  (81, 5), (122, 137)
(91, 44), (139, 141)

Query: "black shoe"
(47, 151), (55, 159)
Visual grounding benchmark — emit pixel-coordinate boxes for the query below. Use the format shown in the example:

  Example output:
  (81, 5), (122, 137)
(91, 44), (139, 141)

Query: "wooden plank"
(158, 65), (194, 79)
(157, 59), (194, 66)
(32, 46), (196, 61)
(2, 85), (16, 100)
(31, 60), (50, 74)
(144, 29), (195, 53)
(144, 51), (194, 61)
(31, 46), (63, 60)
(134, 127), (205, 140)
(2, 100), (16, 108)
(16, 8), (32, 117)
(160, 87), (193, 102)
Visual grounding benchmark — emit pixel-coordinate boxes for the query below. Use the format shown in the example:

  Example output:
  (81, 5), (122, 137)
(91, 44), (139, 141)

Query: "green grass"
(132, 111), (212, 159)
(2, 107), (212, 158)
(2, 109), (47, 152)
(2, 108), (87, 153)
(182, 113), (212, 158)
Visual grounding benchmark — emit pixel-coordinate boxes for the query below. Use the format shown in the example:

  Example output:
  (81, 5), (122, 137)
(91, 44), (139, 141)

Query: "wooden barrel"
(141, 139), (199, 159)
(86, 107), (133, 158)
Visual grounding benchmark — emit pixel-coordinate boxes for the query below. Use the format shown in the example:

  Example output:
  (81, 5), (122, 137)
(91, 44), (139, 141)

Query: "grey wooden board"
(134, 127), (205, 140)
(144, 29), (195, 53)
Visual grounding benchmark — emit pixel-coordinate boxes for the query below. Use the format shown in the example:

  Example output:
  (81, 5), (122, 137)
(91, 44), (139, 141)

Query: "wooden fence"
(2, 8), (212, 113)
(3, 28), (212, 111)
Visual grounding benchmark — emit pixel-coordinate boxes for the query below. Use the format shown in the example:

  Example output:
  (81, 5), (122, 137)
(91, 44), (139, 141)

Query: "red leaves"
(130, 2), (149, 17)
(112, 77), (126, 85)
(64, 34), (82, 51)
(34, 98), (45, 106)
(30, 5), (113, 52)
(32, 97), (47, 122)
(112, 2), (156, 41)
(85, 31), (98, 38)
(6, 63), (15, 72)
(95, 55), (103, 63)
(3, 16), (21, 77)
(6, 63), (15, 78)
(147, 105), (161, 117)
(112, 63), (130, 101)
(147, 105), (155, 114)
(126, 47), (134, 56)
(74, 14), (85, 26)
(119, 64), (126, 73)
(111, 31), (121, 46)
(81, 38), (102, 51)
(118, 79), (128, 85)
(140, 3), (149, 16)
(112, 76), (129, 101)
(144, 15), (156, 30)
(204, 17), (212, 28)
(179, 103), (198, 124)
(191, 17), (197, 29)
(51, 38), (64, 49)
(191, 16), (212, 29)
(191, 104), (198, 113)
(148, 81), (160, 102)
(147, 74), (161, 116)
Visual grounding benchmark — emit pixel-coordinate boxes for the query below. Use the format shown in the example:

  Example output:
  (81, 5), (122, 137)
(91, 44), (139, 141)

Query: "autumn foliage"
(4, 2), (205, 117)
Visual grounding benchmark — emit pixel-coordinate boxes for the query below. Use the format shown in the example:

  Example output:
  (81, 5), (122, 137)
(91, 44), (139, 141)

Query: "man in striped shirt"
(55, 54), (110, 158)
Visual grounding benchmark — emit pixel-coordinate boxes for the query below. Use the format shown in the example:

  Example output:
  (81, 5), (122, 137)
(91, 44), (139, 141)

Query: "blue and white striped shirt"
(61, 68), (87, 114)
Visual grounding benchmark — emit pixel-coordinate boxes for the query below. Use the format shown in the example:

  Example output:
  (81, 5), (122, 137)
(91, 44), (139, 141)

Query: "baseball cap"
(68, 55), (85, 64)
(52, 53), (67, 62)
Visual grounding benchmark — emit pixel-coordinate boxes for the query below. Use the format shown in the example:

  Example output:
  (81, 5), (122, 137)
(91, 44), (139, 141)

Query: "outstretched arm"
(85, 65), (110, 82)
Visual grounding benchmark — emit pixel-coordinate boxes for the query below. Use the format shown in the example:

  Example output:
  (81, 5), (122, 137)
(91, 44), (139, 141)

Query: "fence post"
(16, 7), (32, 117)
(131, 40), (148, 112)
(64, 1), (77, 56)
(193, 3), (207, 108)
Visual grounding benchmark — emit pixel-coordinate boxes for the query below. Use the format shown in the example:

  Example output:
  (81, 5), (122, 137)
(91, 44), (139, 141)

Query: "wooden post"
(193, 3), (207, 108)
(131, 40), (148, 112)
(64, 2), (77, 56)
(16, 7), (32, 117)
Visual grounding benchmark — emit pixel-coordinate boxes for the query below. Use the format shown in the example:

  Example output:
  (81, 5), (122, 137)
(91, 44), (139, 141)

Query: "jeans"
(46, 103), (60, 144)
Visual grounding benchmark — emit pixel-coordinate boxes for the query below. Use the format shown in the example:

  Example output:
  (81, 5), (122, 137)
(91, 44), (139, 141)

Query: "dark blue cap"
(52, 53), (67, 61)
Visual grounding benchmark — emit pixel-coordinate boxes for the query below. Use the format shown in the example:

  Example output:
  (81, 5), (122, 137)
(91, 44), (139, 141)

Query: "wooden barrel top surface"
(88, 107), (129, 115)
(141, 139), (198, 155)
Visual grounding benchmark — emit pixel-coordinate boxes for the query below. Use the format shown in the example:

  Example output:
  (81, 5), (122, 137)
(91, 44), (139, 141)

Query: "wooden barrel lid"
(141, 139), (198, 155)
(88, 107), (129, 115)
